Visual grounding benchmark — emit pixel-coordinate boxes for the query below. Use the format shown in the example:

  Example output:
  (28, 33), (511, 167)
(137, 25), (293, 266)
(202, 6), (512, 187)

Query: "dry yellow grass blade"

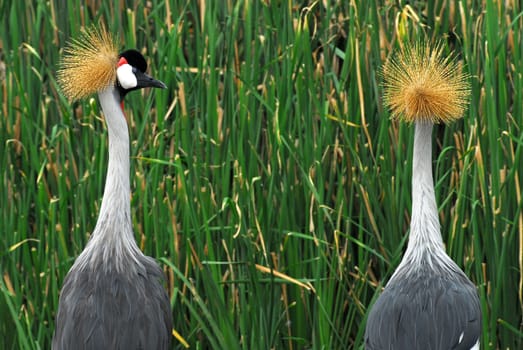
(172, 328), (189, 348)
(255, 264), (315, 293)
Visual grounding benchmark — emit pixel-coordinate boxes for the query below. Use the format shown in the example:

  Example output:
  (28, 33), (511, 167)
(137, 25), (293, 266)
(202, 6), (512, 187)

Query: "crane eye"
(116, 63), (137, 89)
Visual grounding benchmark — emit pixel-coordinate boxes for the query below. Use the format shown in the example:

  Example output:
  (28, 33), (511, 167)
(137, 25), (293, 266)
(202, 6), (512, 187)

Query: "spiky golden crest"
(57, 25), (118, 101)
(382, 42), (470, 124)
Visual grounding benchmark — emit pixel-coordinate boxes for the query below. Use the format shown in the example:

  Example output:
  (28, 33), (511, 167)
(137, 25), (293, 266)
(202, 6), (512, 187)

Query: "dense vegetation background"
(1, 0), (522, 348)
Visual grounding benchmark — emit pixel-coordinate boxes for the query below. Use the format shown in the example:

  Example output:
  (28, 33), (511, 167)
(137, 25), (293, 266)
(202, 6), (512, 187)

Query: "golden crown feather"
(382, 41), (471, 124)
(57, 25), (119, 101)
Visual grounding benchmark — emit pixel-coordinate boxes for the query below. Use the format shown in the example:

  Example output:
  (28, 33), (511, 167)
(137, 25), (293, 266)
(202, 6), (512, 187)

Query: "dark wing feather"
(52, 256), (172, 350)
(365, 269), (480, 350)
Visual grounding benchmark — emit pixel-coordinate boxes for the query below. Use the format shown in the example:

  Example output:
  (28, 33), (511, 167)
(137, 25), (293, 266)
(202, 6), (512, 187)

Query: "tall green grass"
(1, 0), (522, 348)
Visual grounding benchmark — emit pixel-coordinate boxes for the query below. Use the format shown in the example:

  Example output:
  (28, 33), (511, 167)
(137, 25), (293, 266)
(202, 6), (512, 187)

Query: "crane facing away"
(53, 26), (172, 349)
(364, 42), (481, 350)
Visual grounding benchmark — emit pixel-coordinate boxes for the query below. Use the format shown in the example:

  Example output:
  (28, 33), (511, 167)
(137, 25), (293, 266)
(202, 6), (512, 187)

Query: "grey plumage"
(365, 260), (481, 350)
(52, 255), (171, 349)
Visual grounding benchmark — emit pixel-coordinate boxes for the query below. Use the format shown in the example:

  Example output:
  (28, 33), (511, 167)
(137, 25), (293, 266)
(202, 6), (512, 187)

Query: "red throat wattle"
(120, 100), (127, 123)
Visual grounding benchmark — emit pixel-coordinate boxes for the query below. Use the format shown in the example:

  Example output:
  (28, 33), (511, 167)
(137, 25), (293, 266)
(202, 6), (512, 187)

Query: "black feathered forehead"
(119, 49), (148, 72)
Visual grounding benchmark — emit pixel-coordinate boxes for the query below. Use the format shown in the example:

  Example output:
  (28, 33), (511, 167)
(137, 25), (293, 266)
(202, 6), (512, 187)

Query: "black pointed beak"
(135, 70), (166, 89)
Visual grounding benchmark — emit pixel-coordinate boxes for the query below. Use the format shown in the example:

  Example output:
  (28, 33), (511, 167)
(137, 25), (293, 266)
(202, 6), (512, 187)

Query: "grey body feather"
(365, 261), (481, 350)
(52, 254), (172, 350)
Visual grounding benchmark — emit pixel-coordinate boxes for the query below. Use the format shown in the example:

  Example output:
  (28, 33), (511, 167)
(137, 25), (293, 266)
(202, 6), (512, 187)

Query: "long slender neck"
(77, 86), (141, 271)
(397, 122), (448, 272)
(96, 87), (131, 225)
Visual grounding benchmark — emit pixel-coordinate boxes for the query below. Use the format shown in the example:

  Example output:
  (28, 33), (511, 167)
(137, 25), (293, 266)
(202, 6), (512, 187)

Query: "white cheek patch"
(116, 64), (137, 89)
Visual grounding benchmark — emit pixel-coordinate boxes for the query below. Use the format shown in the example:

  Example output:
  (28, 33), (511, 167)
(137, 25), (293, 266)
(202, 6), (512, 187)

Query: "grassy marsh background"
(1, 0), (523, 348)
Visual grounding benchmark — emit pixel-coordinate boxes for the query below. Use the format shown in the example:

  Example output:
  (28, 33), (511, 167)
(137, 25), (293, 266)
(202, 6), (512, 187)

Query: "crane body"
(364, 42), (481, 350)
(53, 28), (172, 349)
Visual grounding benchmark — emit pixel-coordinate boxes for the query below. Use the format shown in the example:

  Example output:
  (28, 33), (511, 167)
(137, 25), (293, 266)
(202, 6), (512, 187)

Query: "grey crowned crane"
(364, 42), (481, 350)
(53, 26), (172, 349)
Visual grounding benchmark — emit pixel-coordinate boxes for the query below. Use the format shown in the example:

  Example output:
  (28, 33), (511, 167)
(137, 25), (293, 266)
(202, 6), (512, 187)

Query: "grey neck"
(392, 121), (451, 279)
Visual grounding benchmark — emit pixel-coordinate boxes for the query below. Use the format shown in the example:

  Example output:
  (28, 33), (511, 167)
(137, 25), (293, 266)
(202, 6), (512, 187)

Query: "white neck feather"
(393, 121), (452, 276)
(75, 86), (142, 272)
